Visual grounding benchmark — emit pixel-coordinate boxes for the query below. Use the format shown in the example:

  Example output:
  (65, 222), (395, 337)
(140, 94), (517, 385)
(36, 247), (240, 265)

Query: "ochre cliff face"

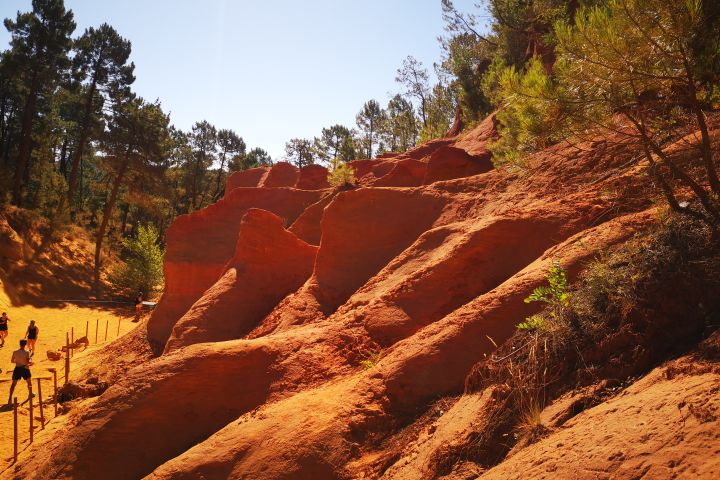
(164, 209), (317, 353)
(147, 187), (326, 351)
(12, 114), (716, 480)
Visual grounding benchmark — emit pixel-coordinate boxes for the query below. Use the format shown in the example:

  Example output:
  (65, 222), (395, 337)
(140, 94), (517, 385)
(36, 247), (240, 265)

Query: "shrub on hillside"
(109, 224), (164, 297)
(454, 211), (720, 472)
(327, 157), (356, 187)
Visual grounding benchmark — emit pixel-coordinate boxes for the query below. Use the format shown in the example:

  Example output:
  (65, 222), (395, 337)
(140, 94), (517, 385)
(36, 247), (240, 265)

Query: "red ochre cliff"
(6, 113), (719, 480)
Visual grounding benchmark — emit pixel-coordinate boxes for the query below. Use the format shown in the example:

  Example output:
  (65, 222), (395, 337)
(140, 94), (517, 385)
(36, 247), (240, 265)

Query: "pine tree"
(355, 100), (385, 159)
(284, 138), (315, 168)
(4, 0), (76, 205)
(66, 23), (135, 210)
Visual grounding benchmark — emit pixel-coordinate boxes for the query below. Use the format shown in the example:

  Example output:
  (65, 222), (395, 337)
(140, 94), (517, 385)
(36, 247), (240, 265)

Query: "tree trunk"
(0, 94), (6, 153)
(12, 76), (39, 205)
(67, 77), (99, 208)
(681, 49), (720, 193)
(94, 157), (129, 292)
(58, 137), (69, 175)
(119, 202), (130, 236)
(212, 153), (226, 200)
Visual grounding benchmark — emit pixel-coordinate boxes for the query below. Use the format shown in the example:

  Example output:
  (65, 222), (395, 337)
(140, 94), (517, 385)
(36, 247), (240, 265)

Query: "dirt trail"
(0, 280), (139, 473)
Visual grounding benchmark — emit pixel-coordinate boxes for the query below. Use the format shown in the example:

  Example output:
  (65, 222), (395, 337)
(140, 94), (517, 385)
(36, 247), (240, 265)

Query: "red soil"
(6, 115), (717, 480)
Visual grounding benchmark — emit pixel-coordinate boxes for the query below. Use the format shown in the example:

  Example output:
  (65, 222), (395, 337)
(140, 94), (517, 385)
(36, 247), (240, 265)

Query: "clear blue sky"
(1, 0), (478, 160)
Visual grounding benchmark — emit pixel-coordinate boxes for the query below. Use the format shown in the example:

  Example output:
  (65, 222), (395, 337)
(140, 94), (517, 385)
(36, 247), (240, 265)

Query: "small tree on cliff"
(109, 223), (164, 296)
(327, 157), (356, 187)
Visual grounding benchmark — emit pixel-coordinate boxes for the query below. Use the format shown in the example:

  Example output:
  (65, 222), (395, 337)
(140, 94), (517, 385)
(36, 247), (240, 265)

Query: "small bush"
(360, 349), (385, 370)
(462, 212), (720, 468)
(517, 315), (545, 332)
(517, 261), (569, 331)
(524, 260), (569, 307)
(109, 224), (164, 297)
(327, 157), (356, 187)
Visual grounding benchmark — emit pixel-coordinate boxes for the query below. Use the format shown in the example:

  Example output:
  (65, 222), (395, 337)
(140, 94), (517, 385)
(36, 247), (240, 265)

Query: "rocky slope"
(4, 113), (718, 480)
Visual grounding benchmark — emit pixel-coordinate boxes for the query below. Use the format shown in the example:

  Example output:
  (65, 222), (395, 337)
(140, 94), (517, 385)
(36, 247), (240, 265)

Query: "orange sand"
(0, 281), (140, 471)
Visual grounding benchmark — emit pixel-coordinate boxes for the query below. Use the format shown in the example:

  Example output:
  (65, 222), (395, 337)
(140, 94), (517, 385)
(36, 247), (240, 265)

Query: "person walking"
(135, 292), (144, 314)
(134, 292), (144, 322)
(25, 320), (39, 357)
(7, 339), (33, 405)
(0, 312), (9, 347)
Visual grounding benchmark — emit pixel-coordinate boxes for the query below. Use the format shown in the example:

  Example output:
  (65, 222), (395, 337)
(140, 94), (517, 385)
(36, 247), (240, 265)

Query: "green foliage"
(519, 261), (569, 331)
(314, 124), (355, 163)
(382, 95), (418, 152)
(517, 314), (545, 331)
(356, 99), (384, 158)
(284, 138), (315, 168)
(488, 0), (720, 222)
(418, 83), (456, 142)
(395, 56), (430, 127)
(525, 261), (570, 307)
(489, 59), (564, 167)
(360, 349), (385, 370)
(327, 157), (356, 187)
(109, 223), (164, 296)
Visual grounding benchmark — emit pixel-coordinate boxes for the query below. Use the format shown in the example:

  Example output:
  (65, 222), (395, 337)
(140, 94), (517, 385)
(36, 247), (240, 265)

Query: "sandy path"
(0, 286), (141, 472)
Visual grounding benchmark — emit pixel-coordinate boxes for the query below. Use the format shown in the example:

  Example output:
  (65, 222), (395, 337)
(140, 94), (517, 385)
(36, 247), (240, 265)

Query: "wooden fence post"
(85, 320), (89, 339)
(95, 318), (99, 344)
(117, 317), (121, 337)
(71, 327), (74, 358)
(64, 334), (70, 385)
(29, 392), (34, 443)
(37, 378), (45, 429)
(51, 368), (58, 416)
(13, 397), (18, 463)
(104, 319), (108, 342)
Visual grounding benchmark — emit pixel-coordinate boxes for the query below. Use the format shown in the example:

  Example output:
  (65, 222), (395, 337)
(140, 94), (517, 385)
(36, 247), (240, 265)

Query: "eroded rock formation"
(9, 114), (717, 480)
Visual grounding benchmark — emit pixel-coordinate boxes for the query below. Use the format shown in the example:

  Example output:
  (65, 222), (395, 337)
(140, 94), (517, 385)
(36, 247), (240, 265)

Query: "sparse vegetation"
(516, 314), (544, 332)
(517, 261), (569, 331)
(461, 211), (720, 470)
(489, 0), (720, 225)
(109, 223), (164, 297)
(327, 157), (357, 187)
(360, 349), (385, 370)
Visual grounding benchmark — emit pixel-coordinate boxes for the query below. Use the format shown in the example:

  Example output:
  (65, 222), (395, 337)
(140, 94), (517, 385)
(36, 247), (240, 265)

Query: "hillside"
(2, 114), (719, 480)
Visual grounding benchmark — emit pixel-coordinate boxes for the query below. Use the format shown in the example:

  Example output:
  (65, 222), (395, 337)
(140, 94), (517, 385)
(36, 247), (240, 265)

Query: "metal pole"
(37, 378), (45, 429)
(71, 327), (74, 358)
(117, 317), (121, 337)
(95, 318), (99, 344)
(13, 397), (18, 463)
(85, 320), (89, 339)
(104, 319), (108, 342)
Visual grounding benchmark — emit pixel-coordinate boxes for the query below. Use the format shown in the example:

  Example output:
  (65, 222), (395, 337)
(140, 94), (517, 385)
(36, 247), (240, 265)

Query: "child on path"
(7, 339), (33, 405)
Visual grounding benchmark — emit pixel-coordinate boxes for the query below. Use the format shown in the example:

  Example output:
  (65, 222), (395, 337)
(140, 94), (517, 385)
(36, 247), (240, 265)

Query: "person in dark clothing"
(7, 339), (33, 405)
(135, 292), (144, 314)
(24, 320), (39, 356)
(0, 312), (9, 347)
